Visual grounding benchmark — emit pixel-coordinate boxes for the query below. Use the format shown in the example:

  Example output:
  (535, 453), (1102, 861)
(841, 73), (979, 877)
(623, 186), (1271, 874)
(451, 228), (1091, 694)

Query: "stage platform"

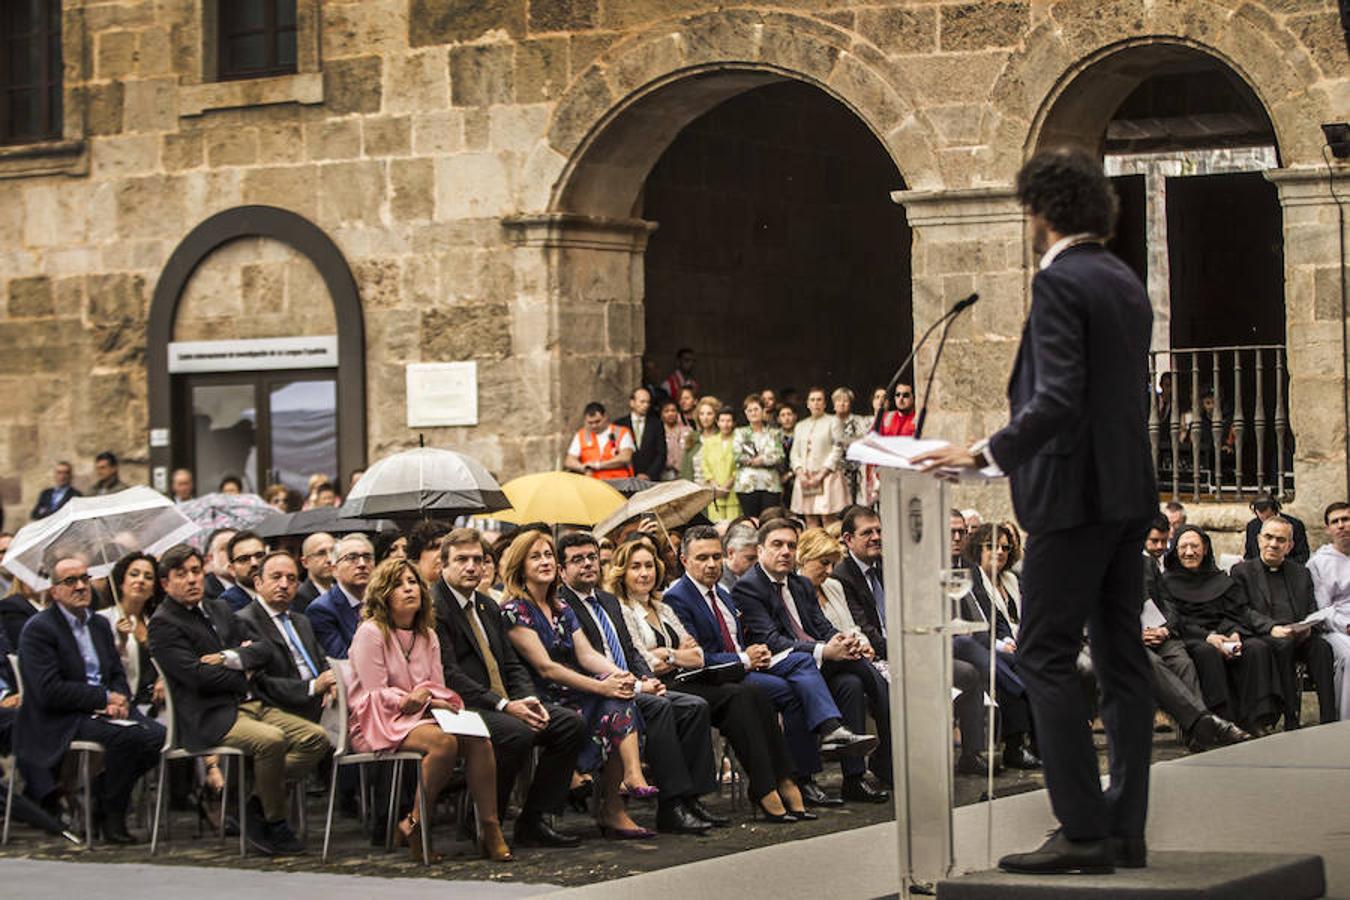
(538, 721), (1350, 900)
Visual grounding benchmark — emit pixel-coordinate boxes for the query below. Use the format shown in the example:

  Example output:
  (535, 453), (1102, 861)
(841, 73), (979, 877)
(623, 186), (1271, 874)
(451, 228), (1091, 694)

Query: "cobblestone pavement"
(0, 732), (1192, 888)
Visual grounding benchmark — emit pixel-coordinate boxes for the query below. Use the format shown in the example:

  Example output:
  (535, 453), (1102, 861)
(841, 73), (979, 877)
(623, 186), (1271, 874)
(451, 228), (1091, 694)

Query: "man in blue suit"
(217, 531), (267, 612)
(305, 533), (374, 659)
(666, 525), (875, 808)
(30, 461), (82, 520)
(15, 554), (162, 843)
(734, 520), (892, 805)
(917, 148), (1157, 875)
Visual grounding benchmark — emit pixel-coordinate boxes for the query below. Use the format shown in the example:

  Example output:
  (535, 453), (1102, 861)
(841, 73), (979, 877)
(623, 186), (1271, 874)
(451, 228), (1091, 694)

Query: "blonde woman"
(606, 540), (807, 823)
(498, 530), (657, 839)
(680, 395), (721, 482)
(347, 558), (512, 862)
(795, 529), (880, 673)
(790, 387), (849, 526)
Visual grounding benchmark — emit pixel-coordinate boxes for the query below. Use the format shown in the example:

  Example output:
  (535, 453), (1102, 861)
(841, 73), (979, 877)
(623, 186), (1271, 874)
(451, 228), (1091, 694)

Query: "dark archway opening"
(641, 81), (912, 407)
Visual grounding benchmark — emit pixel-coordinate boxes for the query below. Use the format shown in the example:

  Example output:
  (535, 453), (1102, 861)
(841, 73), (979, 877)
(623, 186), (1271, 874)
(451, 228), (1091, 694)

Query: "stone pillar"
(1263, 167), (1350, 523)
(502, 213), (657, 468)
(891, 187), (1025, 521)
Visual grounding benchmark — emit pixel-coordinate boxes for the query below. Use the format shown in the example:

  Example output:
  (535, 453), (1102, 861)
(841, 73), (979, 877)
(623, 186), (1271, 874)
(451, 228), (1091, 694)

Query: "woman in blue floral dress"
(499, 529), (658, 838)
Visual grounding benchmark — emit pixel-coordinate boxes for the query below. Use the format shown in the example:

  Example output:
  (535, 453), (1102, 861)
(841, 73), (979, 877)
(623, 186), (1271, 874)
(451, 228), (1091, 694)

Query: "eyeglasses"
(896, 391), (913, 398)
(338, 552), (375, 565)
(56, 574), (92, 588)
(231, 550), (267, 564)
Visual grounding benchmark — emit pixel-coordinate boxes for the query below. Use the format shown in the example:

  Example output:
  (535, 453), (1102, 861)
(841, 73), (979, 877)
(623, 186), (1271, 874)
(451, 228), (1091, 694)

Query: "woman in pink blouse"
(347, 557), (512, 862)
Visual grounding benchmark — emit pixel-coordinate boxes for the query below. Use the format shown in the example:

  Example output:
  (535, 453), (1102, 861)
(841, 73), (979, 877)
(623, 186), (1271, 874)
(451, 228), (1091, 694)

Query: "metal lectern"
(876, 465), (962, 895)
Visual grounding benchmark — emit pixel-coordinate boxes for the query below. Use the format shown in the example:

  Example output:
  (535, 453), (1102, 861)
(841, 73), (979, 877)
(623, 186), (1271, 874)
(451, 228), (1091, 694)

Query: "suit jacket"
(1243, 516), (1311, 565)
(734, 564), (837, 655)
(1142, 556), (1184, 633)
(15, 605), (130, 774)
(615, 413), (665, 480)
(203, 573), (229, 600)
(0, 594), (40, 648)
(832, 556), (886, 657)
(430, 578), (536, 711)
(961, 575), (1016, 647)
(664, 574), (746, 667)
(1230, 557), (1317, 636)
(236, 599), (330, 722)
(218, 584), (255, 613)
(558, 584), (655, 680)
(987, 244), (1156, 534)
(306, 584), (362, 660)
(292, 578), (324, 614)
(0, 624), (14, 697)
(147, 596), (275, 751)
(31, 485), (81, 520)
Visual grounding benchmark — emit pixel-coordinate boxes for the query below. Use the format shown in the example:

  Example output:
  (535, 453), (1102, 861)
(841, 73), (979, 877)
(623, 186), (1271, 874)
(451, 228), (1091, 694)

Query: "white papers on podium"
(432, 707), (490, 738)
(1141, 599), (1168, 630)
(846, 434), (1002, 480)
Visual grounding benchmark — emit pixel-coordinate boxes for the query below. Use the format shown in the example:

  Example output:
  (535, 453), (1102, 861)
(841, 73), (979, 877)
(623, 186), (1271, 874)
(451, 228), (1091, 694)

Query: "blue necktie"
(586, 598), (628, 671)
(866, 567), (887, 627)
(279, 614), (320, 678)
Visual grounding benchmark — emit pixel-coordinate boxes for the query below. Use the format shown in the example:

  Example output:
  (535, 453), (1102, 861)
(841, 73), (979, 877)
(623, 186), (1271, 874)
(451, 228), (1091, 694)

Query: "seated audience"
(430, 528), (586, 848)
(610, 539), (807, 822)
(293, 532), (336, 614)
(307, 534), (376, 659)
(201, 528), (237, 600)
(735, 519), (891, 803)
(1, 574), (45, 647)
(1243, 496), (1310, 564)
(1308, 502), (1350, 721)
(218, 531), (267, 612)
(719, 521), (758, 593)
(148, 545), (328, 856)
(347, 558), (511, 862)
(558, 532), (719, 835)
(375, 529), (408, 563)
(1231, 516), (1337, 727)
(1163, 525), (1283, 733)
(97, 552), (162, 708)
(408, 520), (451, 590)
(831, 506), (888, 656)
(498, 530), (656, 840)
(16, 553), (163, 844)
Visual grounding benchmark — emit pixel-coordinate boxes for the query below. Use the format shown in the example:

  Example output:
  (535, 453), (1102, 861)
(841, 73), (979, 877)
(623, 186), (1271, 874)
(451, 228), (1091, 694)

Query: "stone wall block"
(181, 169), (243, 216)
(758, 20), (840, 84)
(605, 32), (683, 99)
(391, 158), (436, 221)
(463, 108), (492, 150)
(317, 160), (387, 225)
(304, 118), (362, 161)
(677, 10), (764, 67)
(325, 1), (408, 59)
(383, 50), (451, 114)
(7, 276), (53, 318)
(450, 44), (516, 107)
(855, 7), (936, 55)
(24, 182), (89, 247)
(940, 3), (1030, 52)
(1312, 266), (1343, 321)
(206, 127), (260, 167)
(85, 82), (126, 136)
(546, 66), (612, 155)
(410, 0), (527, 47)
(434, 153), (513, 220)
(364, 116), (413, 157)
(488, 105), (549, 152)
(515, 38), (569, 103)
(161, 131), (204, 171)
(122, 78), (178, 133)
(1047, 0), (1145, 53)
(421, 304), (512, 360)
(136, 26), (174, 77)
(530, 0), (598, 33)
(569, 31), (618, 79)
(354, 258), (404, 309)
(324, 56), (384, 116)
(96, 29), (139, 80)
(256, 121), (306, 164)
(86, 273), (148, 322)
(1286, 11), (1345, 81)
(412, 110), (466, 155)
(91, 134), (161, 178)
(399, 255), (441, 309)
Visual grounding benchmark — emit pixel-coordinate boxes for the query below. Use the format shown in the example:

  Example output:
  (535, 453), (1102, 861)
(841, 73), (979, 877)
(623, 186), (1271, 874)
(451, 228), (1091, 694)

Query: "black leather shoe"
(685, 797), (730, 826)
(795, 778), (843, 808)
(1112, 835), (1147, 869)
(840, 776), (890, 803)
(100, 818), (141, 845)
(515, 814), (582, 848)
(656, 801), (712, 835)
(1002, 745), (1043, 770)
(243, 815), (276, 855)
(820, 726), (879, 759)
(998, 829), (1114, 875)
(955, 751), (1003, 776)
(1186, 714), (1246, 750)
(267, 818), (306, 855)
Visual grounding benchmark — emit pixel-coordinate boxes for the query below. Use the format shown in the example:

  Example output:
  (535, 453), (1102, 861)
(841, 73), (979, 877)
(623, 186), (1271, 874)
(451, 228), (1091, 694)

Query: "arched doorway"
(1034, 42), (1287, 500)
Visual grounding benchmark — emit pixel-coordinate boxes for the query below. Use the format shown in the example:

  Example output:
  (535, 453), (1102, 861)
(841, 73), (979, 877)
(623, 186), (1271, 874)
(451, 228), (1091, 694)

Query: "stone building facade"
(0, 0), (1347, 544)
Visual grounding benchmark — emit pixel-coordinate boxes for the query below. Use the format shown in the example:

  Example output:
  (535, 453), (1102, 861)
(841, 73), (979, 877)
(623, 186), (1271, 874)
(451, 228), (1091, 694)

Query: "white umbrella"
(2, 486), (200, 590)
(591, 479), (717, 539)
(339, 447), (509, 521)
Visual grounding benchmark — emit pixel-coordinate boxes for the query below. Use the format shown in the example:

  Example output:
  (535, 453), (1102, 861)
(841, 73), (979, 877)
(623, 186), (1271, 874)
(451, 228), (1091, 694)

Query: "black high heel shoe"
(568, 781), (593, 814)
(784, 806), (818, 821)
(754, 797), (798, 824)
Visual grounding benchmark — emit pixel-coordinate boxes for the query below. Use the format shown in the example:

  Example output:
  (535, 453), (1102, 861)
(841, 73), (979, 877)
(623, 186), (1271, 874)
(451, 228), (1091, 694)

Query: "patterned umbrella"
(177, 492), (283, 550)
(338, 447), (508, 521)
(591, 479), (717, 539)
(2, 486), (200, 590)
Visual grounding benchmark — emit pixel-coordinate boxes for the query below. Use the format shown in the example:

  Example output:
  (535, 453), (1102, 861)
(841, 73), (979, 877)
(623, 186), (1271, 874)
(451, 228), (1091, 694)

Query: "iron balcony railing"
(1149, 344), (1292, 501)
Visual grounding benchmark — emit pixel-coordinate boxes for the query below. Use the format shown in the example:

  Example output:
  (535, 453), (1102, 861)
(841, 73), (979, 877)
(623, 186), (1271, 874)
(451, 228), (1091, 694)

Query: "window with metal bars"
(0, 0), (62, 145)
(218, 0), (297, 82)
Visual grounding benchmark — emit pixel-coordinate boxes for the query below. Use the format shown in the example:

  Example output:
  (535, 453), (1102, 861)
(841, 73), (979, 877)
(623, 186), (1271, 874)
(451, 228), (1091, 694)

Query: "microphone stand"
(913, 295), (978, 439)
(872, 293), (978, 434)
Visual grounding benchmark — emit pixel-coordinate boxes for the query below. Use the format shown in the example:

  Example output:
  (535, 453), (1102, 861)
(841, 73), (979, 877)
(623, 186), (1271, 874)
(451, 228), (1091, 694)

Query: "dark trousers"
(481, 702), (586, 819)
(1148, 647), (1207, 733)
(674, 680), (795, 801)
(635, 689), (715, 801)
(953, 658), (986, 753)
(745, 651), (841, 776)
(736, 491), (781, 519)
(1017, 519), (1153, 842)
(822, 658), (891, 781)
(953, 635), (1031, 736)
(1265, 633), (1338, 726)
(68, 716), (163, 820)
(1185, 638), (1281, 729)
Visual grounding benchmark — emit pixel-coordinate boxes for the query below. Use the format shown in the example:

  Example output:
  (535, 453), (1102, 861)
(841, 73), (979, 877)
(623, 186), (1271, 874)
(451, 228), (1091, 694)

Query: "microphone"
(913, 294), (980, 439)
(873, 293), (979, 433)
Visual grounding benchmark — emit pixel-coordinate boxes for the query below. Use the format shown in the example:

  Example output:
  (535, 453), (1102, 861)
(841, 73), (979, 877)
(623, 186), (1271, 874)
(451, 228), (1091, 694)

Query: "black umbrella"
(256, 506), (396, 539)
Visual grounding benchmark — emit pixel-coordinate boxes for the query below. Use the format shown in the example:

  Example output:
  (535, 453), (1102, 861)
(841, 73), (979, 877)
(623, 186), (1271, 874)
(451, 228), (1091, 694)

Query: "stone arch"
(147, 205), (366, 489)
(532, 8), (944, 217)
(979, 1), (1331, 181)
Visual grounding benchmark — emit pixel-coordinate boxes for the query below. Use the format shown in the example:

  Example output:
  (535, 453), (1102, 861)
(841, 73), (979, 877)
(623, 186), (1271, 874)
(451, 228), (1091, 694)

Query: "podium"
(876, 465), (965, 895)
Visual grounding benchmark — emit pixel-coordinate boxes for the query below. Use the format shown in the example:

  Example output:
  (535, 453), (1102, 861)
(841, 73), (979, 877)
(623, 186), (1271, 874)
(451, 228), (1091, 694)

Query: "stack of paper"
(846, 434), (1003, 480)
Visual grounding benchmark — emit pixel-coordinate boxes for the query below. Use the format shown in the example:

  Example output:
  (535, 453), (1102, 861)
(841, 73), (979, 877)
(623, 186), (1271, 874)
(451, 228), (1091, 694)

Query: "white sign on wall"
(168, 336), (339, 373)
(406, 362), (479, 427)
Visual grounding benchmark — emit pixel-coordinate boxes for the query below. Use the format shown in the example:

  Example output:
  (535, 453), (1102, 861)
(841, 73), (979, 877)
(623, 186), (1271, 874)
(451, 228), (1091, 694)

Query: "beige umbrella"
(591, 479), (717, 540)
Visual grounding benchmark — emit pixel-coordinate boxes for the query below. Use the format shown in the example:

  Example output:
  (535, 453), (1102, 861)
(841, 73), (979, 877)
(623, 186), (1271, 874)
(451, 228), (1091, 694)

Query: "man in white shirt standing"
(1308, 501), (1350, 721)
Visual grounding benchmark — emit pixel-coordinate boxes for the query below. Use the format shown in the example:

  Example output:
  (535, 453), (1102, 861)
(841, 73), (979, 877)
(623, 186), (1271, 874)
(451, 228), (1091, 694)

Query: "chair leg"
(82, 751), (93, 851)
(322, 762), (341, 862)
(218, 758), (229, 840)
(150, 759), (167, 856)
(358, 765), (369, 828)
(385, 759), (401, 852)
(237, 757), (247, 858)
(416, 761), (430, 868)
(3, 763), (16, 845)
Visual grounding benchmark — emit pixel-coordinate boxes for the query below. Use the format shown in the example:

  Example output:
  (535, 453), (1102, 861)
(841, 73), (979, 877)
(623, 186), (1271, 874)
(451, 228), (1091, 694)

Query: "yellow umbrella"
(495, 472), (627, 526)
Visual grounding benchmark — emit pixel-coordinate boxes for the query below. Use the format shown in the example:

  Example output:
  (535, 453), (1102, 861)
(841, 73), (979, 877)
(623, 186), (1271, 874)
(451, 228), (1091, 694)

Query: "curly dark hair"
(1015, 147), (1119, 238)
(110, 551), (163, 617)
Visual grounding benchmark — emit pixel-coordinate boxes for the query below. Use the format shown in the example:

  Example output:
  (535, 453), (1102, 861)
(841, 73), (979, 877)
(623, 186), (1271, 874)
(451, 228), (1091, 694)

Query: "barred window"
(0, 0), (62, 145)
(218, 0), (297, 81)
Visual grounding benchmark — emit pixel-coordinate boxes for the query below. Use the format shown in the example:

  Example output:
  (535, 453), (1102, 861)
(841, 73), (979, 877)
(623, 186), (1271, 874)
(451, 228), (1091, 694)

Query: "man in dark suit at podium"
(918, 148), (1157, 875)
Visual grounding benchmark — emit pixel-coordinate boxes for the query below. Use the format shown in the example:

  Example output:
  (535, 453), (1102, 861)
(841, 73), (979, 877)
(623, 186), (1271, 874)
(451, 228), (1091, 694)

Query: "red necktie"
(708, 590), (736, 653)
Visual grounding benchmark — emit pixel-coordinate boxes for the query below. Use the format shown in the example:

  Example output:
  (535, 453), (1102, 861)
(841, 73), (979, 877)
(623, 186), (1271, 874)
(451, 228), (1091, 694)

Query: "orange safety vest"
(576, 425), (634, 480)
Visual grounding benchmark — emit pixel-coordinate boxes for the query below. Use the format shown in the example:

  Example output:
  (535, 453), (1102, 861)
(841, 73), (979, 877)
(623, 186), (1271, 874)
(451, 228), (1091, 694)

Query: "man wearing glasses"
(219, 531), (268, 612)
(292, 532), (335, 614)
(16, 553), (163, 843)
(305, 534), (375, 660)
(878, 383), (917, 437)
